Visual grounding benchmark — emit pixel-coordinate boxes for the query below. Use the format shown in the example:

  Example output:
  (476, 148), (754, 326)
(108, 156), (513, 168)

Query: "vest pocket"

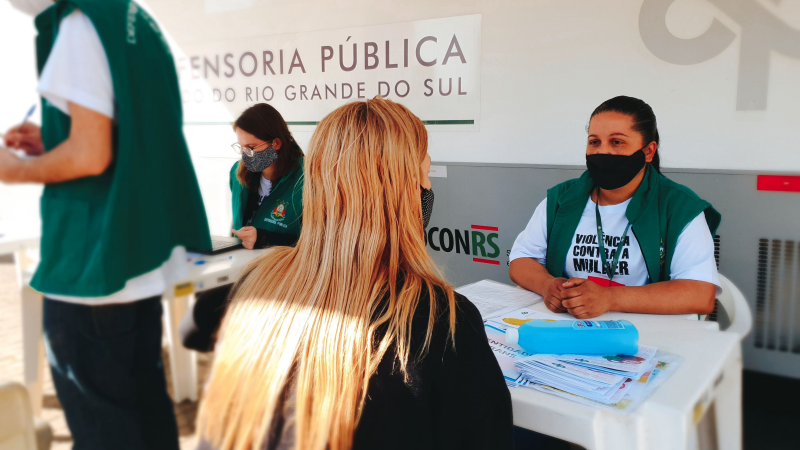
(40, 196), (90, 284)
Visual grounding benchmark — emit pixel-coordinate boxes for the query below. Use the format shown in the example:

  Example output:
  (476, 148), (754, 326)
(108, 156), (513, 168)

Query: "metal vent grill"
(706, 235), (722, 323)
(754, 239), (799, 352)
(706, 300), (719, 323)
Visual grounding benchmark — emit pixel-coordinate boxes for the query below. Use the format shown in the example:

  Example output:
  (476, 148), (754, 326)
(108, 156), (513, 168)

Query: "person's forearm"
(5, 102), (113, 184)
(509, 258), (556, 296)
(608, 279), (716, 315)
(10, 138), (111, 183)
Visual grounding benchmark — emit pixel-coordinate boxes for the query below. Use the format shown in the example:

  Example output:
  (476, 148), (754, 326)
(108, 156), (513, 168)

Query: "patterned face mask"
(421, 186), (435, 229)
(242, 145), (278, 172)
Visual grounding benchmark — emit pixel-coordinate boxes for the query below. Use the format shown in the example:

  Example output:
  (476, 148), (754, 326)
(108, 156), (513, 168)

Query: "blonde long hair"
(197, 98), (456, 450)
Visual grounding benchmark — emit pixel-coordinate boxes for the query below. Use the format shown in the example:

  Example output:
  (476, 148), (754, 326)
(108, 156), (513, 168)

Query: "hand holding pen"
(2, 105), (44, 156)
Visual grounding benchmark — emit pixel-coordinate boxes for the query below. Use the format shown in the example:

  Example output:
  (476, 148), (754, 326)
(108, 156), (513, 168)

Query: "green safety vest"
(544, 164), (721, 284)
(230, 160), (304, 237)
(30, 0), (211, 297)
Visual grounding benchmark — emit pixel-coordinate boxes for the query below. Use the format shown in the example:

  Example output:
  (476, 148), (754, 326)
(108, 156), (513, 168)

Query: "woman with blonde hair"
(196, 97), (513, 450)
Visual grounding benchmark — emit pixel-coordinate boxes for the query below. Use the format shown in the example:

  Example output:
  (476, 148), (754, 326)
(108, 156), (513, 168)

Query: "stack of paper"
(551, 345), (657, 380)
(482, 306), (568, 388)
(482, 305), (681, 414)
(524, 351), (682, 414)
(484, 323), (533, 387)
(515, 345), (658, 406)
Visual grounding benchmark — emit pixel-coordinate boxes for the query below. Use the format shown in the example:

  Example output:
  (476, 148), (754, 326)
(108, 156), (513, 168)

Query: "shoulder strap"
(544, 173), (593, 277)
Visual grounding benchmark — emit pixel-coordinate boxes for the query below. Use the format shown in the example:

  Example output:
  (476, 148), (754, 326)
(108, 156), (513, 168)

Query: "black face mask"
(586, 148), (647, 190)
(421, 186), (434, 229)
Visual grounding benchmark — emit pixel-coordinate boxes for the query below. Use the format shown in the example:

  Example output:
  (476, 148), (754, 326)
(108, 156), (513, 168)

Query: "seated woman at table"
(180, 103), (304, 352)
(195, 97), (513, 450)
(509, 96), (721, 319)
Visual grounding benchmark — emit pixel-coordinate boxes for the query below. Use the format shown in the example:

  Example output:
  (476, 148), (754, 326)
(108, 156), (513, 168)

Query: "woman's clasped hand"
(544, 277), (614, 319)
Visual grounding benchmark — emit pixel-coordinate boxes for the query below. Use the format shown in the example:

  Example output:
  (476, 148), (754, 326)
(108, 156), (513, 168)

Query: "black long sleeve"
(352, 291), (514, 450)
(254, 227), (300, 249)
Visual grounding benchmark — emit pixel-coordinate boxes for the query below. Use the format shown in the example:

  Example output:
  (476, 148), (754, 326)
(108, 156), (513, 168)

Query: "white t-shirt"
(259, 176), (272, 198)
(509, 197), (721, 295)
(37, 10), (186, 305)
(37, 10), (115, 118)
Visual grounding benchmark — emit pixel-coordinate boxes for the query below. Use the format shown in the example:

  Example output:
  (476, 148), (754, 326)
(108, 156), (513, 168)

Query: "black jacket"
(198, 288), (513, 450)
(352, 289), (513, 449)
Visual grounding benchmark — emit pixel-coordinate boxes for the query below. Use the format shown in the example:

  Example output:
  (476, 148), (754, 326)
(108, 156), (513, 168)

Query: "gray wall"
(426, 163), (800, 377)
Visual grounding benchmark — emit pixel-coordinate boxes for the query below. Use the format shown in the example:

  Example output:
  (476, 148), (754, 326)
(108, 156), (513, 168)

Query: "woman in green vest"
(509, 96), (721, 319)
(229, 103), (304, 248)
(181, 103), (304, 351)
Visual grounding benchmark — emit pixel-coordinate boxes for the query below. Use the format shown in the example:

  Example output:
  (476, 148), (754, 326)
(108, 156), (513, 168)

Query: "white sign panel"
(146, 0), (800, 171)
(176, 15), (481, 131)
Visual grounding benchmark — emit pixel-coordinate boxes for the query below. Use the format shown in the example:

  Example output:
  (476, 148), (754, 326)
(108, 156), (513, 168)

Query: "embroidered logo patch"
(272, 201), (288, 220)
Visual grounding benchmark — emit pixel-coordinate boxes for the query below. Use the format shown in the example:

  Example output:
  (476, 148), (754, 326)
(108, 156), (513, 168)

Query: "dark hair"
(234, 103), (303, 191)
(590, 96), (661, 173)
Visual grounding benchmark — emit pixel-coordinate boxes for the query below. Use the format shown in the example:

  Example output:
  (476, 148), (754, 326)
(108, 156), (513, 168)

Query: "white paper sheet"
(456, 280), (543, 320)
(484, 306), (568, 333)
(484, 324), (533, 387)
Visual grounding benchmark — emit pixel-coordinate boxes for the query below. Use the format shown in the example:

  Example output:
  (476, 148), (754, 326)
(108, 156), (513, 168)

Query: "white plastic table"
(159, 249), (265, 402)
(13, 230), (266, 410)
(463, 281), (742, 450)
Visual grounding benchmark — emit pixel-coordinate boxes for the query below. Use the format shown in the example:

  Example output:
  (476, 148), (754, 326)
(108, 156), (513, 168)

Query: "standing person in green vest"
(509, 96), (721, 319)
(0, 0), (211, 448)
(180, 103), (304, 352)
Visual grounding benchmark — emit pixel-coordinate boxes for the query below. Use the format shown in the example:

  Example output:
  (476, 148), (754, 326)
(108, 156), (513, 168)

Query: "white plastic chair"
(714, 274), (752, 339)
(0, 382), (38, 450)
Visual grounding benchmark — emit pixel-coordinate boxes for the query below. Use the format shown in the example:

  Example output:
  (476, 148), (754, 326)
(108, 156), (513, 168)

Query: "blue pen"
(18, 105), (37, 132)
(194, 255), (234, 265)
